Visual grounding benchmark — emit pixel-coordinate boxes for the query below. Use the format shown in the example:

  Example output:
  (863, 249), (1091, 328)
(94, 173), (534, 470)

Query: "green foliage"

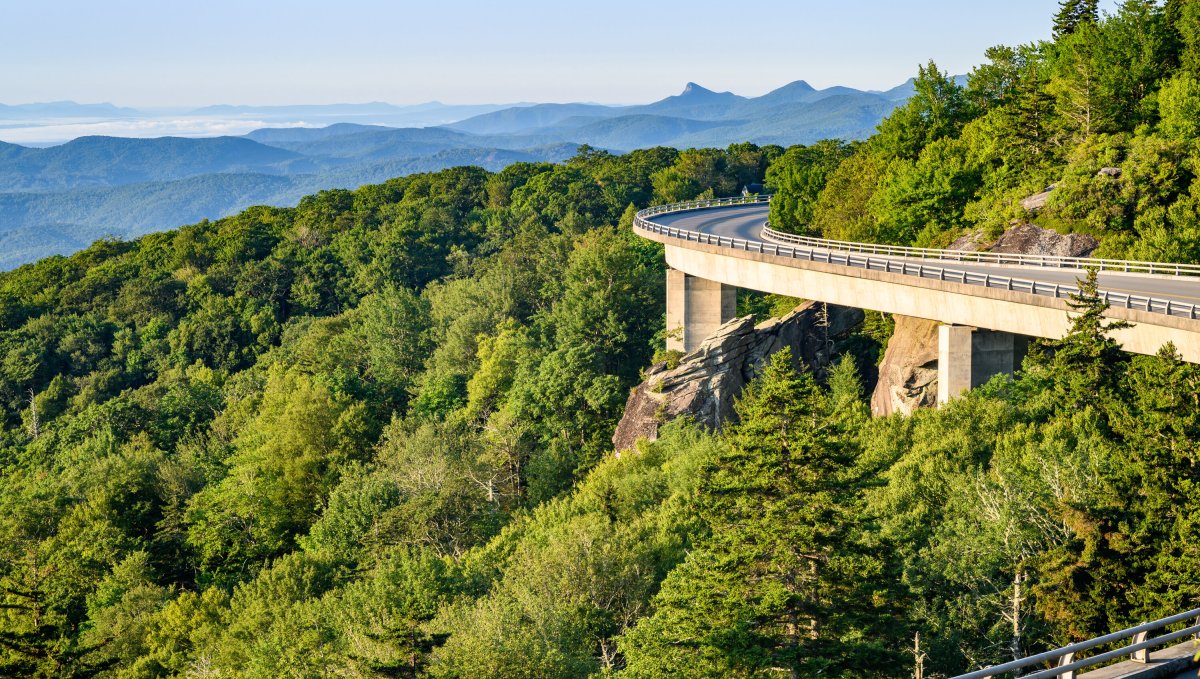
(1054, 0), (1100, 38)
(621, 352), (899, 677)
(790, 0), (1200, 268)
(765, 140), (854, 234)
(650, 145), (776, 204)
(2, 5), (1200, 675)
(0, 149), (686, 674)
(875, 61), (973, 161)
(1158, 72), (1200, 141)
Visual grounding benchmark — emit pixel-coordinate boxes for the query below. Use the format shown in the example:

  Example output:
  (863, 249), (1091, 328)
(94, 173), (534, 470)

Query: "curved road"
(650, 203), (1200, 310)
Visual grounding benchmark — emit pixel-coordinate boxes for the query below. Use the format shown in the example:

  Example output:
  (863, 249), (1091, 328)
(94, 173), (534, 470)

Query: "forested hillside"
(768, 0), (1200, 263)
(1, 1), (1199, 677)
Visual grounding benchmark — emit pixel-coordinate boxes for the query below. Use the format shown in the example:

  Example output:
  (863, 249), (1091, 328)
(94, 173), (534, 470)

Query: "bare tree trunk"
(26, 389), (39, 439)
(1010, 569), (1026, 664)
(913, 631), (926, 679)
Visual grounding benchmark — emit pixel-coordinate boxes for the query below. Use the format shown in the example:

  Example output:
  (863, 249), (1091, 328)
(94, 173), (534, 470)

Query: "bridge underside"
(665, 266), (1032, 403)
(659, 241), (1200, 405)
(660, 242), (1200, 363)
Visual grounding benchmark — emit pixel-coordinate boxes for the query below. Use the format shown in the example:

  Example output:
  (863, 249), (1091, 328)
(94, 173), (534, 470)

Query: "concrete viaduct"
(634, 197), (1200, 403)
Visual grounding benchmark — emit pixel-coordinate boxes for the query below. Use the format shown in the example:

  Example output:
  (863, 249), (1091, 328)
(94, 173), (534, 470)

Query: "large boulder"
(612, 301), (863, 453)
(870, 314), (940, 417)
(869, 222), (1098, 417)
(989, 223), (1098, 258)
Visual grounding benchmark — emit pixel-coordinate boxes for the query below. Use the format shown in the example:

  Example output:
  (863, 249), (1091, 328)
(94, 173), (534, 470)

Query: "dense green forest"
(2, 1), (1200, 676)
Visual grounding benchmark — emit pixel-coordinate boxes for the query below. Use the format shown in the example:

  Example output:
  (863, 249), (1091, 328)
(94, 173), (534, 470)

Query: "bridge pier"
(938, 324), (1030, 404)
(666, 268), (737, 354)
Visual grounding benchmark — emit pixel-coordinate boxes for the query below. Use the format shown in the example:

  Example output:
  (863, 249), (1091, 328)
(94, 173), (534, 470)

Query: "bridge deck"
(650, 204), (1200, 309)
(638, 202), (1200, 362)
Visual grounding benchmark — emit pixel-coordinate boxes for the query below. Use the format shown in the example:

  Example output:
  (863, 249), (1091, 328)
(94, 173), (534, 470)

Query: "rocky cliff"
(870, 223), (1099, 416)
(613, 302), (863, 453)
(870, 314), (941, 416)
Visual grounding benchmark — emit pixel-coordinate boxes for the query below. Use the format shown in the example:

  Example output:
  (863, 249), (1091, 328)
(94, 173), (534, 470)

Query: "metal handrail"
(762, 226), (1200, 277)
(952, 607), (1200, 679)
(632, 199), (1200, 321)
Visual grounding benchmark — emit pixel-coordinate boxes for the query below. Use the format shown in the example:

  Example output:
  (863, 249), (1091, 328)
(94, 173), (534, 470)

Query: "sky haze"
(3, 0), (1119, 107)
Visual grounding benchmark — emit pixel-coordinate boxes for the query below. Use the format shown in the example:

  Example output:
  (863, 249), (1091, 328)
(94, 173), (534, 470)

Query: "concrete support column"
(938, 324), (975, 404)
(938, 324), (1030, 404)
(666, 268), (737, 354)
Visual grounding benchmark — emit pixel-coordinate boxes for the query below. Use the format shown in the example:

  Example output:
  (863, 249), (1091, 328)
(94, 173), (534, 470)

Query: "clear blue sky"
(3, 0), (1121, 107)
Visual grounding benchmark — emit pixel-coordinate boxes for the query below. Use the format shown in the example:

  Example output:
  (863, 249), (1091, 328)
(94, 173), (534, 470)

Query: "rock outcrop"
(613, 302), (863, 453)
(989, 223), (1098, 258)
(870, 314), (941, 417)
(1020, 184), (1056, 212)
(869, 222), (1099, 417)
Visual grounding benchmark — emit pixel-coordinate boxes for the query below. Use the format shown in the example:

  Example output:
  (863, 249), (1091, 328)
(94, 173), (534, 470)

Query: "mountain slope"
(0, 143), (579, 269)
(674, 93), (896, 146)
(0, 136), (311, 192)
(634, 82), (748, 119)
(446, 103), (625, 135)
(242, 123), (396, 144)
(527, 114), (739, 150)
(443, 76), (938, 146)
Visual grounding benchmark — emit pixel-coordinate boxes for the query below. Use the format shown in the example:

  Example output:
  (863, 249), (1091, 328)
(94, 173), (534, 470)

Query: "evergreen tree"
(1049, 21), (1107, 139)
(1057, 269), (1132, 387)
(1165, 0), (1200, 77)
(1054, 0), (1100, 38)
(620, 351), (898, 677)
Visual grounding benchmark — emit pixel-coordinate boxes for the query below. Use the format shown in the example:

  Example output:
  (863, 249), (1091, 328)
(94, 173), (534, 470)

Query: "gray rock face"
(989, 223), (1098, 258)
(870, 314), (940, 416)
(870, 222), (1098, 417)
(612, 302), (863, 453)
(1020, 185), (1055, 212)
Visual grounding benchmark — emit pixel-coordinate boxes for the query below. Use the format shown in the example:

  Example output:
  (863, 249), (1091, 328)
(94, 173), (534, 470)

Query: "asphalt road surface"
(649, 204), (1200, 311)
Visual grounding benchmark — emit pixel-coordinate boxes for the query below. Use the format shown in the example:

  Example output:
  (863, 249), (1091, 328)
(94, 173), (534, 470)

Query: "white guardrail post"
(632, 197), (1198, 322)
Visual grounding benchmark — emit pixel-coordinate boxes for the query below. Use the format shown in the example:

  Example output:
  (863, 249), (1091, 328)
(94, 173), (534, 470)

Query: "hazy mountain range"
(0, 75), (964, 269)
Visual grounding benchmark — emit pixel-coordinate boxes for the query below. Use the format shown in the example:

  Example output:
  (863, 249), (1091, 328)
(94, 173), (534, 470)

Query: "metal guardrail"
(761, 227), (1200, 277)
(633, 198), (1200, 321)
(952, 607), (1200, 679)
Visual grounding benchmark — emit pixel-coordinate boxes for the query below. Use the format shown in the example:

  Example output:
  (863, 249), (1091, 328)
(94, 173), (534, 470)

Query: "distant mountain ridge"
(185, 101), (524, 127)
(0, 136), (310, 192)
(0, 74), (963, 268)
(0, 137), (575, 268)
(442, 77), (943, 144)
(0, 101), (141, 119)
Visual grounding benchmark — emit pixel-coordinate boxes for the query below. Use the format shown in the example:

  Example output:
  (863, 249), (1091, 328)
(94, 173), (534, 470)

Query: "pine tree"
(620, 351), (899, 677)
(1059, 269), (1131, 374)
(1054, 0), (1100, 38)
(1027, 269), (1132, 410)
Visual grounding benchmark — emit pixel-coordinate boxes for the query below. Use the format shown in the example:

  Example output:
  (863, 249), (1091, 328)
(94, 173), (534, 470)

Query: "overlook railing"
(633, 198), (1200, 321)
(635, 194), (772, 219)
(952, 607), (1200, 679)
